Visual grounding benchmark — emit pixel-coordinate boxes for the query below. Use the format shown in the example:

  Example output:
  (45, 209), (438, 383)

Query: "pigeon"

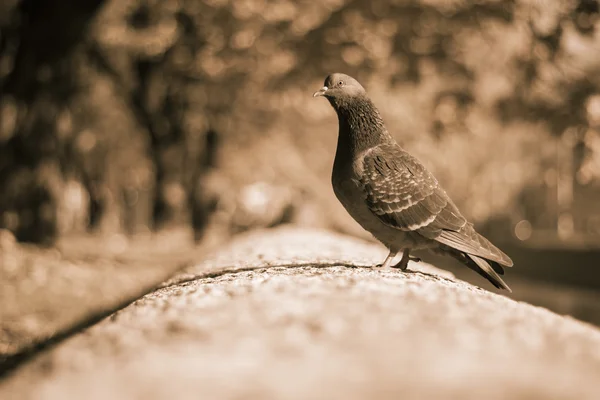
(313, 73), (513, 291)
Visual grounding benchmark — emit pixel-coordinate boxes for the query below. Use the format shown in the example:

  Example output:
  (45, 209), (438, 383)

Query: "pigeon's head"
(313, 73), (366, 101)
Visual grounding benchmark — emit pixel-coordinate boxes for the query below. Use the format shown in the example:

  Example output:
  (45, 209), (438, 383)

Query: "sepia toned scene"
(1, 0), (600, 398)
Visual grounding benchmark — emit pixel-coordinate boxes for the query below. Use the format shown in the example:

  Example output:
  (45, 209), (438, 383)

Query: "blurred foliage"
(1, 0), (600, 244)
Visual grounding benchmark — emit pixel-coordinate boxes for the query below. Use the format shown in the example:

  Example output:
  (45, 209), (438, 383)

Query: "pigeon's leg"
(392, 249), (420, 271)
(376, 250), (397, 269)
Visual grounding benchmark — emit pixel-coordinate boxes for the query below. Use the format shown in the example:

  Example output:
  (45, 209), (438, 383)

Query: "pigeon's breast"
(331, 153), (370, 222)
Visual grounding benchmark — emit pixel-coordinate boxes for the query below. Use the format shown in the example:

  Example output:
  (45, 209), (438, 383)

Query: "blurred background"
(1, 0), (599, 324)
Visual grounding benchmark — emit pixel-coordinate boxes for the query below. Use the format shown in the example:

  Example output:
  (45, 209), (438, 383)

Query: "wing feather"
(360, 143), (513, 267)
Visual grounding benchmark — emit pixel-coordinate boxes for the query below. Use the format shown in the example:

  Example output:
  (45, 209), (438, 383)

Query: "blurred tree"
(0, 0), (105, 243)
(1, 0), (599, 244)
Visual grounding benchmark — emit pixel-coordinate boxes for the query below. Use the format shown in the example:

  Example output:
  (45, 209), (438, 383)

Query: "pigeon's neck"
(332, 96), (392, 158)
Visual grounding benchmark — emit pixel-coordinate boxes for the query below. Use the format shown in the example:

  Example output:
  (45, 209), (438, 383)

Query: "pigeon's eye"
(338, 80), (345, 87)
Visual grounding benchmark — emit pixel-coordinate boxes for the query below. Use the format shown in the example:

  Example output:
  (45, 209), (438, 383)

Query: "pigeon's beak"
(313, 86), (328, 97)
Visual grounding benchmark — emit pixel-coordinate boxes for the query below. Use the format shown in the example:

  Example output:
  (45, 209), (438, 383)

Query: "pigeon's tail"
(466, 254), (512, 292)
(447, 250), (512, 292)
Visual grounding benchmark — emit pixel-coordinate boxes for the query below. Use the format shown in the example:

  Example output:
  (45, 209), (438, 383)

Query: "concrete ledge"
(2, 227), (600, 399)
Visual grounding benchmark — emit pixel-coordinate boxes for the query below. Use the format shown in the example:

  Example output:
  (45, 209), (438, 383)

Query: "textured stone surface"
(1, 227), (600, 399)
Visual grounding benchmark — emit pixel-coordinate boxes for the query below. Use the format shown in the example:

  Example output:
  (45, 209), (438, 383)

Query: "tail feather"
(443, 247), (512, 292)
(466, 254), (512, 292)
(490, 260), (505, 275)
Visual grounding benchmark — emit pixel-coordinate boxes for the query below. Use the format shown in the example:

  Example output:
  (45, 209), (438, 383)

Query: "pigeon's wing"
(360, 143), (466, 234)
(360, 143), (512, 267)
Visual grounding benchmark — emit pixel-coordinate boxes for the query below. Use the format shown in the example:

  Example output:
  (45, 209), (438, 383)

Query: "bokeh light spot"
(514, 219), (533, 241)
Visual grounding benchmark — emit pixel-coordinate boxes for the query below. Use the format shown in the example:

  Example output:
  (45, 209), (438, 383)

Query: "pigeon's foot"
(391, 250), (418, 271)
(375, 262), (393, 270)
(392, 261), (408, 271)
(375, 250), (398, 269)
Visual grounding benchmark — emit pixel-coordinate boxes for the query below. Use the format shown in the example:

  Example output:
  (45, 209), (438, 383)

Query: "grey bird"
(313, 73), (513, 291)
